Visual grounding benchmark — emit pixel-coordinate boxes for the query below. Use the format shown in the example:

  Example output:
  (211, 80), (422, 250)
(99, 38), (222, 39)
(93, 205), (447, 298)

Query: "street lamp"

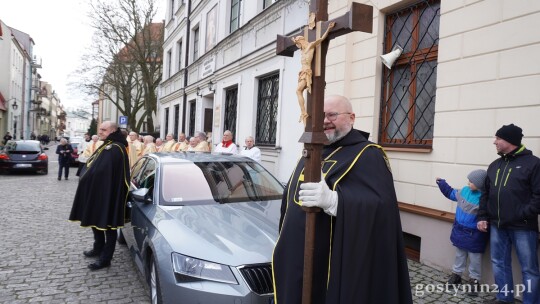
(6, 97), (19, 110)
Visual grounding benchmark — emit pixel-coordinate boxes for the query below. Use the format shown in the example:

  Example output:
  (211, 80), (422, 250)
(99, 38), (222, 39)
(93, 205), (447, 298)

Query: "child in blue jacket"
(436, 169), (488, 296)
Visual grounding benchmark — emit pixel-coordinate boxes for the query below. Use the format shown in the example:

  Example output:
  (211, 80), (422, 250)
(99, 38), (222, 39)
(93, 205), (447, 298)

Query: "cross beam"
(275, 1), (373, 303)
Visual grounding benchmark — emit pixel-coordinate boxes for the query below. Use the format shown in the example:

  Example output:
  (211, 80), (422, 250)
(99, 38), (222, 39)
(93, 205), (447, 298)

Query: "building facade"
(0, 19), (63, 142)
(158, 0), (540, 283)
(160, 0), (307, 180)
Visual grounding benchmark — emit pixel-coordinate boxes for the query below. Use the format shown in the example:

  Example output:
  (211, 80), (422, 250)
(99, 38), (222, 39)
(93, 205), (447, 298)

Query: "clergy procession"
(123, 130), (254, 167)
(2, 0), (539, 302)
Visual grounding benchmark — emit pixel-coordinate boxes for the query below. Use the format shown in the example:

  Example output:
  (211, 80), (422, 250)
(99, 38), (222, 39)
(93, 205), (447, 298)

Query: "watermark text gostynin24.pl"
(415, 281), (533, 297)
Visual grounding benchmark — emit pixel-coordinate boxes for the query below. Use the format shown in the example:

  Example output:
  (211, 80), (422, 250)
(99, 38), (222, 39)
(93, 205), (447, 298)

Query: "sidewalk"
(409, 259), (522, 303)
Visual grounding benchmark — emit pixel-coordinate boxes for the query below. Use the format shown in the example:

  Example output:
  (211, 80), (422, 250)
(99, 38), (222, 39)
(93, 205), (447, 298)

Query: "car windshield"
(160, 161), (283, 206)
(4, 142), (40, 152)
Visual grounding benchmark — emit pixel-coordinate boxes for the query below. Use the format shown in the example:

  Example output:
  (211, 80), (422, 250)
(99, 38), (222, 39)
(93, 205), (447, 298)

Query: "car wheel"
(117, 229), (126, 245)
(149, 257), (163, 304)
(42, 168), (48, 175)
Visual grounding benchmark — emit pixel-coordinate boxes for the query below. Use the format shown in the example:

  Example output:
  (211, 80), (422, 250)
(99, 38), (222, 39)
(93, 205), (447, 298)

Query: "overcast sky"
(1, 0), (165, 110)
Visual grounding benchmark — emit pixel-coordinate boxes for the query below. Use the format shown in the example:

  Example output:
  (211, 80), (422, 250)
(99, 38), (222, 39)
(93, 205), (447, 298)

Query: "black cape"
(272, 129), (412, 304)
(69, 129), (130, 230)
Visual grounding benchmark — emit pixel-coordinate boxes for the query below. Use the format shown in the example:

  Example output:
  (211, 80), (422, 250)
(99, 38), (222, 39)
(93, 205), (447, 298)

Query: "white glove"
(299, 179), (338, 216)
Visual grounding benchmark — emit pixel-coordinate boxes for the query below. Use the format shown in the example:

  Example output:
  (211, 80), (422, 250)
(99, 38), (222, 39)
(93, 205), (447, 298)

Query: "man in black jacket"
(69, 121), (130, 270)
(56, 138), (73, 180)
(477, 124), (540, 304)
(272, 95), (412, 304)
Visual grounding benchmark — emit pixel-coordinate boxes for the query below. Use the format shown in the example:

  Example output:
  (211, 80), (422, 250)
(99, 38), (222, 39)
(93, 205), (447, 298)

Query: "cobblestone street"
(0, 144), (502, 303)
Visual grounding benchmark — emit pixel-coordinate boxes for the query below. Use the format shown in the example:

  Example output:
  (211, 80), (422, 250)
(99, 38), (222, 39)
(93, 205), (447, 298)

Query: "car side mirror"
(130, 188), (152, 204)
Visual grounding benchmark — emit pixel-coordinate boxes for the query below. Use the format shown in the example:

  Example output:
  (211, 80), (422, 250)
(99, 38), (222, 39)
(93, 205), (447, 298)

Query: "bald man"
(272, 95), (412, 303)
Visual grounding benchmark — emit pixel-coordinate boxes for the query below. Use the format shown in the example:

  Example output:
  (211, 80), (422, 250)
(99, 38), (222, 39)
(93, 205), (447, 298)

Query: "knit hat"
(467, 169), (487, 190)
(495, 124), (523, 146)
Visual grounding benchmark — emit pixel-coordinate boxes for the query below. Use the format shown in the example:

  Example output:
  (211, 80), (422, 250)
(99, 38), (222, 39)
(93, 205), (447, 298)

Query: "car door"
(128, 157), (158, 261)
(123, 157), (151, 259)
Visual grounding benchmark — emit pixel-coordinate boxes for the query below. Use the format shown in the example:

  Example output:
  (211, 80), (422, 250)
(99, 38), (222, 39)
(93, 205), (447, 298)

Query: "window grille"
(230, 0), (241, 33)
(224, 87), (238, 139)
(256, 73), (279, 145)
(379, 0), (440, 148)
(164, 107), (170, 136)
(174, 104), (180, 138)
(189, 101), (196, 137)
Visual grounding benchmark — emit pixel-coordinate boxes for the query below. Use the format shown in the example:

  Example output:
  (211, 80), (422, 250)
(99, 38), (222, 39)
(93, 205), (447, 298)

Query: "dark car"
(120, 152), (284, 304)
(0, 140), (48, 174)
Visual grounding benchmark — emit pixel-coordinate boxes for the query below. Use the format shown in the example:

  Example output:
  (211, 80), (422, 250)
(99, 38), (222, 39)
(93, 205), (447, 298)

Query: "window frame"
(224, 86), (238, 141)
(379, 0), (440, 149)
(176, 40), (182, 72)
(255, 73), (279, 146)
(230, 0), (241, 33)
(192, 27), (200, 62)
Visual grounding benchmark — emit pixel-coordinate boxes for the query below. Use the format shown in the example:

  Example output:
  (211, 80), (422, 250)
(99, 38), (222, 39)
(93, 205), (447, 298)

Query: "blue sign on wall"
(119, 116), (128, 125)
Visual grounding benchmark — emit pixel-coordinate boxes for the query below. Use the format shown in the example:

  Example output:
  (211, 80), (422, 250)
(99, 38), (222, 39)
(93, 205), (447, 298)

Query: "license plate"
(15, 164), (32, 168)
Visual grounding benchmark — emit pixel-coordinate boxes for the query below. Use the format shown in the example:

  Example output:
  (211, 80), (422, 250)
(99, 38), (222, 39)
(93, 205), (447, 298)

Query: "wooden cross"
(276, 1), (373, 303)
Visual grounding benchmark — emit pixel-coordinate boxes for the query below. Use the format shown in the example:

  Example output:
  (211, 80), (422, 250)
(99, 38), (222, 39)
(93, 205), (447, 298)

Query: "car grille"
(238, 263), (273, 295)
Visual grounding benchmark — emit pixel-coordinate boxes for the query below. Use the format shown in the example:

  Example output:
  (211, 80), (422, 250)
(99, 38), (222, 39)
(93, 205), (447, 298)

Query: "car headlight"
(172, 253), (238, 284)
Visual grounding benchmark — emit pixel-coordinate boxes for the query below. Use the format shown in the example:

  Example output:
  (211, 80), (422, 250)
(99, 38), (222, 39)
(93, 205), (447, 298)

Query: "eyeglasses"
(324, 112), (351, 121)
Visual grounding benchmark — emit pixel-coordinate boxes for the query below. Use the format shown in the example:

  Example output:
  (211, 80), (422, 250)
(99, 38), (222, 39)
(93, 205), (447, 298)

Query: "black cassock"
(69, 130), (130, 230)
(272, 129), (412, 304)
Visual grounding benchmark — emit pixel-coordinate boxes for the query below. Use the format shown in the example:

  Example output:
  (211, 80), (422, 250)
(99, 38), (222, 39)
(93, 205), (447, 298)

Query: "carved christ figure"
(292, 21), (335, 124)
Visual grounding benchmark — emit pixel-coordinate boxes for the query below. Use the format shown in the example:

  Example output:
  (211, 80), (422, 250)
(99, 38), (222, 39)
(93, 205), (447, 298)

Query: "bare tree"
(71, 0), (163, 132)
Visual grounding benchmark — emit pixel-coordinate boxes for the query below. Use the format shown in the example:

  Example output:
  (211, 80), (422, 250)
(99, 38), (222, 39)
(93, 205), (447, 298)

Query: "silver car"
(121, 152), (284, 304)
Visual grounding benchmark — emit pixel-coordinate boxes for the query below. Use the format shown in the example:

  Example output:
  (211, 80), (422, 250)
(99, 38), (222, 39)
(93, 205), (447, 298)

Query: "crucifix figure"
(293, 21), (335, 125)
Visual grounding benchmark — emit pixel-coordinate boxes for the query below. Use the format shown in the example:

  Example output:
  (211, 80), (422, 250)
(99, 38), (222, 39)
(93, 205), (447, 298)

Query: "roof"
(150, 152), (250, 163)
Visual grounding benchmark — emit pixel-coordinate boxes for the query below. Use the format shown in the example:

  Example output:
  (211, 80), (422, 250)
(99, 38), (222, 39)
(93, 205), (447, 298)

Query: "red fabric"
(221, 140), (233, 148)
(0, 92), (7, 111)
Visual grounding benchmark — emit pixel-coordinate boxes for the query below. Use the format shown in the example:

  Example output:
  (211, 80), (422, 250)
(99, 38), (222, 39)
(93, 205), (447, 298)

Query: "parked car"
(0, 140), (48, 174)
(120, 152), (284, 304)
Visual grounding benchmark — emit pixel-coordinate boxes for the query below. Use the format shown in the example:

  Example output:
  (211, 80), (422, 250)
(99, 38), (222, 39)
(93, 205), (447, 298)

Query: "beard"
(325, 125), (351, 144)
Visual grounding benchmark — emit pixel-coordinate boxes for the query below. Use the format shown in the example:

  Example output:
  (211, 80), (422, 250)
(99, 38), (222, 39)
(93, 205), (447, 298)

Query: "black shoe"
(65, 177), (68, 180)
(83, 249), (101, 257)
(446, 273), (462, 286)
(467, 279), (480, 297)
(58, 177), (61, 180)
(88, 260), (111, 270)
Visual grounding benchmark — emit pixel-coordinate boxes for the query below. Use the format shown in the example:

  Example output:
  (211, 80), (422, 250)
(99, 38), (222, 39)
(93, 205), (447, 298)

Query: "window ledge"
(383, 146), (432, 153)
(398, 202), (454, 223)
(258, 145), (282, 151)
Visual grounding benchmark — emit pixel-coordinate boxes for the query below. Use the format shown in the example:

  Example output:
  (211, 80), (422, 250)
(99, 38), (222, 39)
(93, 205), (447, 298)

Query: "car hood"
(154, 200), (281, 266)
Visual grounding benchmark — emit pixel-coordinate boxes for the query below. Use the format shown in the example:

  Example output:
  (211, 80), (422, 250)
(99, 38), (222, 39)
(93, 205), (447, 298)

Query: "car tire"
(41, 168), (48, 175)
(149, 257), (163, 304)
(117, 229), (127, 245)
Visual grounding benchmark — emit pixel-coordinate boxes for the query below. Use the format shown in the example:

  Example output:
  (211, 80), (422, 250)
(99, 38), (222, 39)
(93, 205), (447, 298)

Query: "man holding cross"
(272, 95), (412, 303)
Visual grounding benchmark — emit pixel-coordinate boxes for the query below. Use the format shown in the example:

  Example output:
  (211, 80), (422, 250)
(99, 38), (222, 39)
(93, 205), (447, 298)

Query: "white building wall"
(322, 0), (540, 281)
(8, 37), (25, 139)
